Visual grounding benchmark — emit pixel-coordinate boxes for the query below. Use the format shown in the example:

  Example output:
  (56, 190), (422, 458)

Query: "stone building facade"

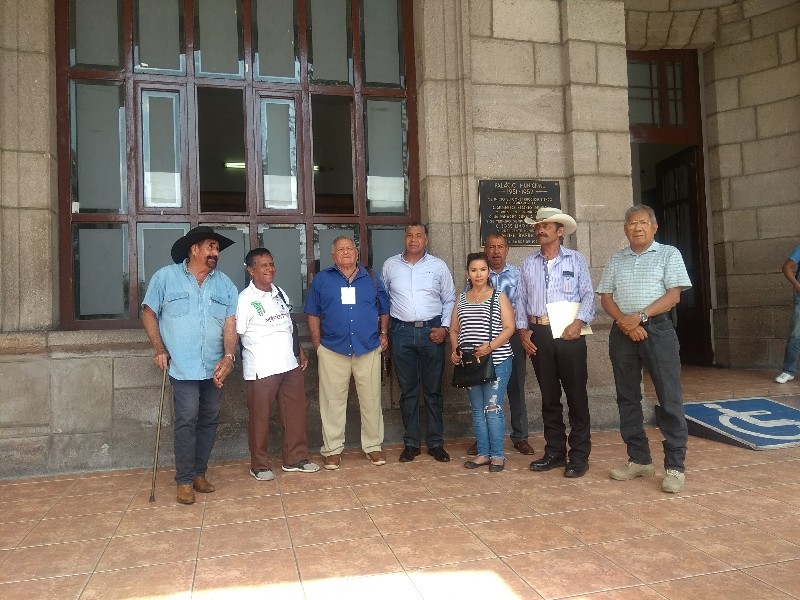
(0, 0), (798, 477)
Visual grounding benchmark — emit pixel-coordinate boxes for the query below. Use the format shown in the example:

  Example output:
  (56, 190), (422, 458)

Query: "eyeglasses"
(625, 220), (652, 228)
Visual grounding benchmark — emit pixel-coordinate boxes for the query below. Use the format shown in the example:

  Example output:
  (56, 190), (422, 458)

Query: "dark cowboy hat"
(171, 226), (235, 264)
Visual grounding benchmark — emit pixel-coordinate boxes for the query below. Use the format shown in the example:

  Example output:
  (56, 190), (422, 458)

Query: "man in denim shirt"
(142, 226), (239, 505)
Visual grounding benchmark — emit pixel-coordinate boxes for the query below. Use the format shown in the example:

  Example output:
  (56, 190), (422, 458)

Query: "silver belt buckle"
(413, 321), (425, 328)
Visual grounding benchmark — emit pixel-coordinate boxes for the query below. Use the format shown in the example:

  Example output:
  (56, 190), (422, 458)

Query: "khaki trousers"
(317, 345), (384, 455)
(246, 366), (309, 470)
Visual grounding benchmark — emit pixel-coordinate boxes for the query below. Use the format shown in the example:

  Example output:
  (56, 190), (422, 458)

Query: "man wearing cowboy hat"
(142, 225), (239, 505)
(514, 207), (595, 478)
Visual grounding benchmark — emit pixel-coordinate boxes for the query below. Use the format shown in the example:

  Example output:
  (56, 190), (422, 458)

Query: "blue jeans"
(390, 319), (445, 448)
(467, 357), (511, 460)
(170, 377), (222, 485)
(782, 298), (800, 375)
(609, 321), (687, 472)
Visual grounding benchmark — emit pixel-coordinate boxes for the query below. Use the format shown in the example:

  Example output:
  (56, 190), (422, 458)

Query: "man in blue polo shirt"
(142, 226), (239, 505)
(598, 204), (692, 494)
(304, 236), (390, 470)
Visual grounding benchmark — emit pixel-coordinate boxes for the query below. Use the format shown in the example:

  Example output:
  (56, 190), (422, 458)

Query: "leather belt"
(645, 313), (672, 325)
(391, 316), (442, 328)
(529, 315), (550, 326)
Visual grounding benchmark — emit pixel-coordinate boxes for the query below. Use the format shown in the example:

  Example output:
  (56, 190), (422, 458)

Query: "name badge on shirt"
(341, 287), (356, 304)
(563, 271), (574, 278)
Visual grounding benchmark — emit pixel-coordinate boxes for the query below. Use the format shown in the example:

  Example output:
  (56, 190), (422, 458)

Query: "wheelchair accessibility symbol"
(703, 403), (800, 441)
(684, 398), (800, 450)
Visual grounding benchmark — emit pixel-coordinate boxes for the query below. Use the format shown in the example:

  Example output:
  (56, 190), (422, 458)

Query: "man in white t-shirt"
(236, 248), (319, 481)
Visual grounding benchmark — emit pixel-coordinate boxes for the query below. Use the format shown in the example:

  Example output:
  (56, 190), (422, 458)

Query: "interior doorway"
(632, 143), (713, 365)
(628, 49), (713, 366)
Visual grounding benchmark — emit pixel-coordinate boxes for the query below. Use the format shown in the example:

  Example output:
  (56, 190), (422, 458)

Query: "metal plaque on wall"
(478, 179), (560, 246)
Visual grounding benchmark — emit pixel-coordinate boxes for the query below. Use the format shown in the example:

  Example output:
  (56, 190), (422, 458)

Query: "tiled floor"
(1, 368), (799, 599)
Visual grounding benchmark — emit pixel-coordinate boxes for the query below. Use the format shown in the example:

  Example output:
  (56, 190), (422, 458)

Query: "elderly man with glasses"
(597, 204), (692, 493)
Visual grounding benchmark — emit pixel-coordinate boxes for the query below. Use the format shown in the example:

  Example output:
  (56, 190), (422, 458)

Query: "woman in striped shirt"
(449, 252), (517, 471)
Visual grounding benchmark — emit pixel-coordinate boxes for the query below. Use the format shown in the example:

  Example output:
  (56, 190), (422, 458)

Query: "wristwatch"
(638, 312), (649, 324)
(225, 353), (236, 363)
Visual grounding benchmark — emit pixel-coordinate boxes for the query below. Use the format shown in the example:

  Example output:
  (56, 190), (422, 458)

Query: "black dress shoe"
(529, 454), (567, 472)
(427, 446), (451, 462)
(564, 461), (589, 478)
(489, 462), (505, 472)
(399, 446), (421, 462)
(464, 459), (489, 469)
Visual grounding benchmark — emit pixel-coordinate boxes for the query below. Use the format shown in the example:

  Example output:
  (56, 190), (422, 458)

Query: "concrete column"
(413, 0), (476, 269)
(561, 0), (632, 285)
(0, 0), (59, 332)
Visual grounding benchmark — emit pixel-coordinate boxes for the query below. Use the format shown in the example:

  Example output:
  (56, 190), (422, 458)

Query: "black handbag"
(451, 290), (498, 388)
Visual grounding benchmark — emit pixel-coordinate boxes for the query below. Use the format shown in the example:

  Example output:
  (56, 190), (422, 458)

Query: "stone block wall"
(703, 0), (800, 368)
(0, 0), (59, 332)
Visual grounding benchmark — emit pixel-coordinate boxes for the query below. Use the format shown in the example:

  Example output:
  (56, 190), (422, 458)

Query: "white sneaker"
(661, 469), (685, 493)
(775, 372), (795, 384)
(250, 468), (275, 481)
(282, 459), (321, 473)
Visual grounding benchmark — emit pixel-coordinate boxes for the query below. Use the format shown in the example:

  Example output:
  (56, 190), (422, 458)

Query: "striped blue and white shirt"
(456, 291), (513, 365)
(514, 246), (595, 329)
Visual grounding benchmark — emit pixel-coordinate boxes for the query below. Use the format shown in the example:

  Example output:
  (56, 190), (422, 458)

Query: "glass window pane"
(254, 0), (298, 80)
(365, 99), (407, 215)
(210, 225), (249, 291)
(137, 223), (188, 313)
(72, 82), (126, 213)
(314, 225), (358, 272)
(362, 0), (402, 86)
(259, 225), (307, 306)
(142, 90), (182, 208)
(198, 88), (246, 213)
(261, 99), (298, 210)
(368, 226), (404, 273)
(308, 0), (352, 84)
(71, 0), (121, 68)
(629, 99), (656, 126)
(73, 224), (129, 319)
(135, 0), (184, 72)
(626, 61), (653, 87)
(312, 95), (354, 214)
(195, 0), (244, 76)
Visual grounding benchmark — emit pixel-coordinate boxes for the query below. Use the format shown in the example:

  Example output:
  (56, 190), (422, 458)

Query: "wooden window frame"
(56, 0), (419, 329)
(627, 49), (700, 145)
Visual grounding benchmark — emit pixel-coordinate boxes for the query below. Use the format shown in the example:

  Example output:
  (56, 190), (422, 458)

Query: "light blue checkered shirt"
(596, 241), (691, 314)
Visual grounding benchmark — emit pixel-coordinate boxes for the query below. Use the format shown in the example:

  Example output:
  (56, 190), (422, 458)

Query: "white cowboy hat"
(523, 207), (577, 236)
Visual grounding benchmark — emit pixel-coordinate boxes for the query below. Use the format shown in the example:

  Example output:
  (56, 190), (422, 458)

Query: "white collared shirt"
(236, 281), (298, 380)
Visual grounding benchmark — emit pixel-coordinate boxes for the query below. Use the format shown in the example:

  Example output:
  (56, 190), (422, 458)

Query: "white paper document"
(546, 301), (593, 339)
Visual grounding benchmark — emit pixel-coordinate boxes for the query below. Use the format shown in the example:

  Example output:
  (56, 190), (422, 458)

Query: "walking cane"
(149, 366), (168, 502)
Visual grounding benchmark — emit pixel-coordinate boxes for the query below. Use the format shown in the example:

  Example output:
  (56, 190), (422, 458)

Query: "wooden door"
(654, 146), (713, 365)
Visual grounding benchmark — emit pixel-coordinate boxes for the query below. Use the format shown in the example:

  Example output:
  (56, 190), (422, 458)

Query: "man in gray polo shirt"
(597, 204), (692, 493)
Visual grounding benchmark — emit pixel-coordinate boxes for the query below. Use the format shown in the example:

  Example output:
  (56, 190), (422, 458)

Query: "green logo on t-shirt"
(251, 301), (265, 316)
